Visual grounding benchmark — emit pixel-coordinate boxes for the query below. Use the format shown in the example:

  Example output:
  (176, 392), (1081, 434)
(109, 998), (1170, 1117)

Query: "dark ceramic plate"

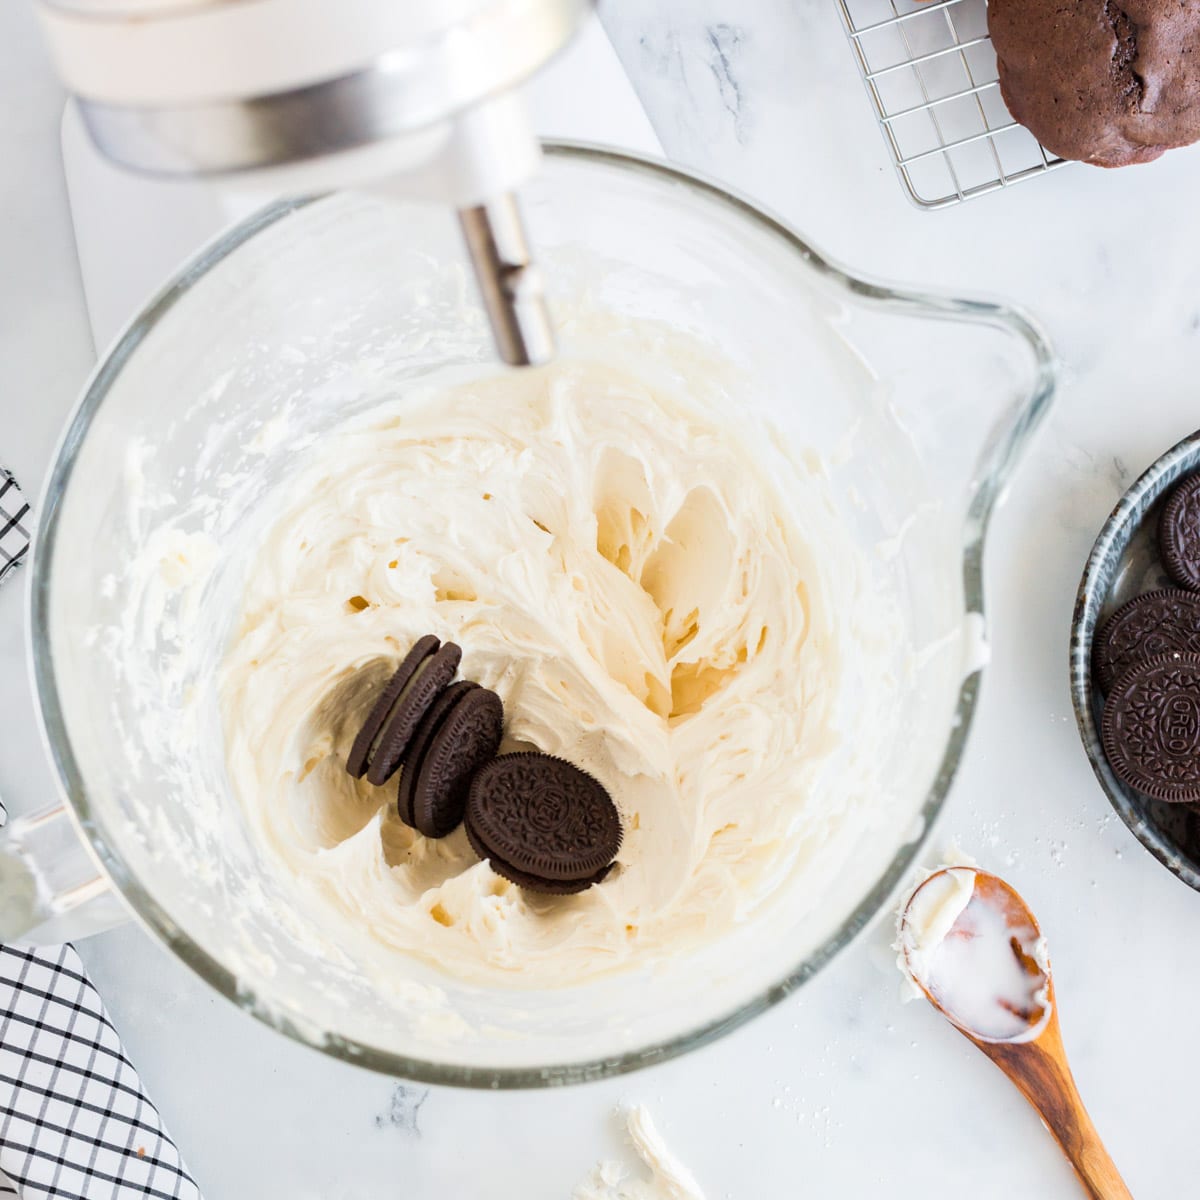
(1071, 429), (1200, 890)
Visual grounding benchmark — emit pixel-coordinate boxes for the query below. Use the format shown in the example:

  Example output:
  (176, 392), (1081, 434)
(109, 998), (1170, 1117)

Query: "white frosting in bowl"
(217, 357), (899, 990)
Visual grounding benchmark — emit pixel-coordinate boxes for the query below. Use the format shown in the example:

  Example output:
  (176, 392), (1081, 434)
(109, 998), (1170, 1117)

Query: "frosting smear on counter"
(218, 359), (899, 988)
(573, 1106), (705, 1200)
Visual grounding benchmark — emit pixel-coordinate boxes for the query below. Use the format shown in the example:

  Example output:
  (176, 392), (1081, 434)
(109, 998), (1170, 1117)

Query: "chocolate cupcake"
(989, 0), (1200, 168)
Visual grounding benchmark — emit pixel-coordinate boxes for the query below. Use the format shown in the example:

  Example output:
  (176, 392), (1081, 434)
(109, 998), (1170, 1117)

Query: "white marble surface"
(2, 2), (1199, 1197)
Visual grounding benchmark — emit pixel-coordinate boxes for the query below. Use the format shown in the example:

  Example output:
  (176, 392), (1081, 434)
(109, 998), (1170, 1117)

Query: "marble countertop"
(2, 2), (1198, 1196)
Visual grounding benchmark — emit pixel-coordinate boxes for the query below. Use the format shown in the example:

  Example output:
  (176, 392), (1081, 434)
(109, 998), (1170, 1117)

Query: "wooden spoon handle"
(980, 1020), (1133, 1200)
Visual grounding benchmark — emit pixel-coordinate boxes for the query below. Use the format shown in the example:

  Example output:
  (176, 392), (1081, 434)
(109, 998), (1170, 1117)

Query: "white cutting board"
(62, 11), (662, 352)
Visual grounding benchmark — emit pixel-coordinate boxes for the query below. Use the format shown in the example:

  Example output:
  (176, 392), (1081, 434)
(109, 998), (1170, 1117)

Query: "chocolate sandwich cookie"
(988, 0), (1200, 168)
(366, 640), (462, 786)
(1160, 474), (1200, 592)
(465, 753), (622, 894)
(1101, 653), (1200, 803)
(396, 681), (475, 827)
(397, 681), (504, 838)
(1093, 588), (1200, 693)
(345, 635), (440, 779)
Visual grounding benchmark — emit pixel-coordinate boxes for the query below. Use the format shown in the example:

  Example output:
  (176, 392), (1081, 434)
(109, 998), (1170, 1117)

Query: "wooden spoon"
(899, 867), (1132, 1200)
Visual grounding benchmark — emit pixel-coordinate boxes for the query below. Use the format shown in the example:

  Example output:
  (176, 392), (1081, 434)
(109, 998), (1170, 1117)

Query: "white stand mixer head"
(33, 0), (588, 364)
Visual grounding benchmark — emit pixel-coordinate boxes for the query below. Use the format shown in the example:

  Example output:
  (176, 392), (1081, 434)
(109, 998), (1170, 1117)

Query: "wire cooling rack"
(836, 0), (1066, 208)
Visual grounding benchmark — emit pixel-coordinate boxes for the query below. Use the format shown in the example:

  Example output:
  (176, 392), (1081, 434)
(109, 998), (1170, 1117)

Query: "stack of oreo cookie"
(1094, 474), (1200, 802)
(346, 635), (501, 838)
(345, 635), (622, 892)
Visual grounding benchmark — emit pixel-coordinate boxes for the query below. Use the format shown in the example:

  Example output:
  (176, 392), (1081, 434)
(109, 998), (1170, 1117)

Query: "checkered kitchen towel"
(0, 470), (202, 1199)
(0, 471), (30, 587)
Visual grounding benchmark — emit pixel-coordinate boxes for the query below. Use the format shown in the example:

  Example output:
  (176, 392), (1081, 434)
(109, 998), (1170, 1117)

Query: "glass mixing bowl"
(17, 145), (1054, 1086)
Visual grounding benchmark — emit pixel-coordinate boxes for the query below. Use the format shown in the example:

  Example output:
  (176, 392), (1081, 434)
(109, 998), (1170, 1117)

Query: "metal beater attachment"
(459, 194), (556, 367)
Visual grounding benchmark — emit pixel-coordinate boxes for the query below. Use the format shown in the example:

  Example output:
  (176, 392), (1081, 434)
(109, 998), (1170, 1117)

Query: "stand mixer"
(7, 0), (1055, 1090)
(34, 0), (588, 366)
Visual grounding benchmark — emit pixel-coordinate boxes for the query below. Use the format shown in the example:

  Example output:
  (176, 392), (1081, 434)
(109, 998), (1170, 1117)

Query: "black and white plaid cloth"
(0, 943), (202, 1200)
(0, 471), (202, 1199)
(0, 471), (30, 587)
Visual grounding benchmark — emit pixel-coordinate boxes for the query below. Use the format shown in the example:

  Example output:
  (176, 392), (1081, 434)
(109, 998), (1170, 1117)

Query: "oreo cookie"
(1093, 588), (1200, 693)
(345, 635), (440, 779)
(465, 753), (622, 894)
(366, 641), (462, 786)
(396, 681), (476, 827)
(1101, 653), (1200, 803)
(398, 682), (504, 838)
(1160, 474), (1200, 592)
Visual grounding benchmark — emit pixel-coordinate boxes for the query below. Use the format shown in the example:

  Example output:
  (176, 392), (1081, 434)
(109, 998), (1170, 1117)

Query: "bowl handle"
(0, 801), (128, 944)
(846, 282), (1057, 536)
